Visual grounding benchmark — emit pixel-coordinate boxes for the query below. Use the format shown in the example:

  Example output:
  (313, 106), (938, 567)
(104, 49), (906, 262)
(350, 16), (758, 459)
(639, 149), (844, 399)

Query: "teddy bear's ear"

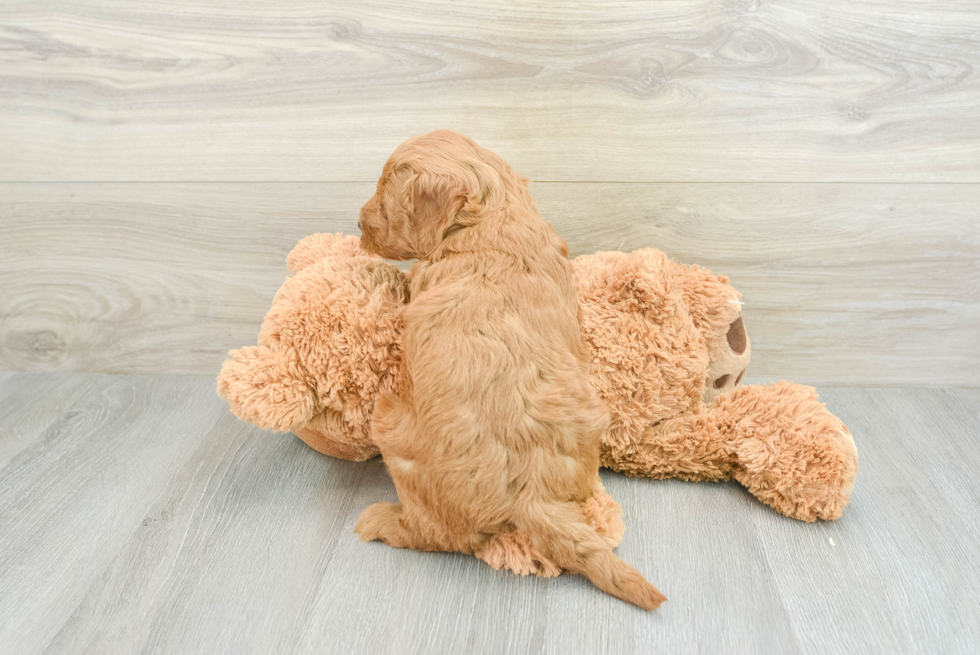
(286, 233), (370, 273)
(679, 264), (743, 332)
(216, 344), (318, 432)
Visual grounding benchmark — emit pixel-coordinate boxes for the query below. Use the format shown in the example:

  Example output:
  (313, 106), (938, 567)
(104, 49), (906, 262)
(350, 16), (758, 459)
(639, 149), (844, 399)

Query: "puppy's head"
(359, 130), (524, 260)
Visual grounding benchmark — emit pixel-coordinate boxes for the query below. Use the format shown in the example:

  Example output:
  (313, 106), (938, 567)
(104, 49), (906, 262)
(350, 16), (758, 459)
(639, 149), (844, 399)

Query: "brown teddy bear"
(218, 233), (858, 576)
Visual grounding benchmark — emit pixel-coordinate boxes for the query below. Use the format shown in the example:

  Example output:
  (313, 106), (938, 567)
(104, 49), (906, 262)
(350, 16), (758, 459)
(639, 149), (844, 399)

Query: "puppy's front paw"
(354, 502), (404, 544)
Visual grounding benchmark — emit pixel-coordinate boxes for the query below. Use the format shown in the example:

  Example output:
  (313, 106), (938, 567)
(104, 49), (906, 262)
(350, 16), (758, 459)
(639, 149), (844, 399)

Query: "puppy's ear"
(407, 171), (475, 255)
(410, 159), (508, 256)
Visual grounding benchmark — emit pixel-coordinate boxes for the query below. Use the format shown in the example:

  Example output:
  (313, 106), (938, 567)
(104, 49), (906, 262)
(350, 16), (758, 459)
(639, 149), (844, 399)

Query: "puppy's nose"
(357, 222), (361, 230)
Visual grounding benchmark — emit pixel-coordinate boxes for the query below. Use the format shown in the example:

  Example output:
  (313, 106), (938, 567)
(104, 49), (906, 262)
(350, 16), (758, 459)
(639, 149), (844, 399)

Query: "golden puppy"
(354, 130), (665, 610)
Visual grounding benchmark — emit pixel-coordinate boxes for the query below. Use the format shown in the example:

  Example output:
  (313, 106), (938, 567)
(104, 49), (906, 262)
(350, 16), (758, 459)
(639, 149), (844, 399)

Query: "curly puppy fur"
(353, 130), (665, 610)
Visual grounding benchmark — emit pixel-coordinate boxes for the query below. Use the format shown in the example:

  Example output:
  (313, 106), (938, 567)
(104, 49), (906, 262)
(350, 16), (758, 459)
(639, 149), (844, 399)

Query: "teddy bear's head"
(571, 249), (750, 457)
(217, 233), (408, 460)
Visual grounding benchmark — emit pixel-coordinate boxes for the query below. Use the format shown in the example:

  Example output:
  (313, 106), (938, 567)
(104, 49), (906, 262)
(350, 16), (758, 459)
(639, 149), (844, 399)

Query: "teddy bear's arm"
(217, 344), (319, 432)
(602, 410), (738, 483)
(604, 382), (858, 522)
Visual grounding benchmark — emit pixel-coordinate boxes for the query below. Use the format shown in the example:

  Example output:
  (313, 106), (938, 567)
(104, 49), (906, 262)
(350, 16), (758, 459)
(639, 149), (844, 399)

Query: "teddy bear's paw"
(476, 532), (561, 578)
(732, 384), (858, 522)
(216, 345), (318, 432)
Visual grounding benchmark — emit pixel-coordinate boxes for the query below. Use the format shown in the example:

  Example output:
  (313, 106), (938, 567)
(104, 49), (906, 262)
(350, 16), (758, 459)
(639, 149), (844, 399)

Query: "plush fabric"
(218, 232), (858, 575)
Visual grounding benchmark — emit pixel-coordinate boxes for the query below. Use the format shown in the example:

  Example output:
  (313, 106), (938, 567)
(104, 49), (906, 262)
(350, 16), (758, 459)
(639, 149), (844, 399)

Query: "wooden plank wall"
(1, 1), (978, 384)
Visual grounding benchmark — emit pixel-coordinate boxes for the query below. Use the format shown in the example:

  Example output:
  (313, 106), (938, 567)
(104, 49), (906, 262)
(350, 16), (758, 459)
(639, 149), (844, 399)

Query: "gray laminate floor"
(0, 372), (977, 654)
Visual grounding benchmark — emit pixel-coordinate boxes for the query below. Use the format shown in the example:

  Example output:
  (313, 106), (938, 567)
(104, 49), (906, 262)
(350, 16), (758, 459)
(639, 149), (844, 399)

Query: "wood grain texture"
(1, 373), (979, 653)
(750, 387), (980, 654)
(1, 182), (977, 384)
(1, 1), (979, 182)
(0, 372), (108, 470)
(0, 374), (228, 654)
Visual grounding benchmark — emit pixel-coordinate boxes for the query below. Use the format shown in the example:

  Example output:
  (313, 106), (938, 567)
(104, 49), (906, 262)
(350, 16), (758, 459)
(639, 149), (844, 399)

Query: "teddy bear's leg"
(293, 410), (381, 461)
(605, 382), (858, 522)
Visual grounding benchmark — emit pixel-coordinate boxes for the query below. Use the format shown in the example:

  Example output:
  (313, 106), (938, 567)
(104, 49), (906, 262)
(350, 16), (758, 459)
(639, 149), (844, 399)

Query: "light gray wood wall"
(1, 1), (978, 384)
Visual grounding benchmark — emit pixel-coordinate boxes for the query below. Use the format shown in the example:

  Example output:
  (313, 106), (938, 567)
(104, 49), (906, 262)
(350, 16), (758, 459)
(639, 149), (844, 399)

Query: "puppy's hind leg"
(354, 502), (455, 552)
(354, 502), (407, 545)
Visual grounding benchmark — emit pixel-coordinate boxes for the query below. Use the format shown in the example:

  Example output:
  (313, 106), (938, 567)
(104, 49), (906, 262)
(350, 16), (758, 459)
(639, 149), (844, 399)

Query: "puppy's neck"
(425, 191), (549, 262)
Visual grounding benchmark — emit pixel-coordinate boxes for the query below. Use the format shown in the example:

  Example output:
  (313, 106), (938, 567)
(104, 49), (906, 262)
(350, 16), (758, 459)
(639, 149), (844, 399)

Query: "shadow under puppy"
(354, 130), (665, 610)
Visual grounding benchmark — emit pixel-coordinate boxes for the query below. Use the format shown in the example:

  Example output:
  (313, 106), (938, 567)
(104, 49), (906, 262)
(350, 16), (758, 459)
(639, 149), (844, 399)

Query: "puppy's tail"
(519, 503), (666, 610)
